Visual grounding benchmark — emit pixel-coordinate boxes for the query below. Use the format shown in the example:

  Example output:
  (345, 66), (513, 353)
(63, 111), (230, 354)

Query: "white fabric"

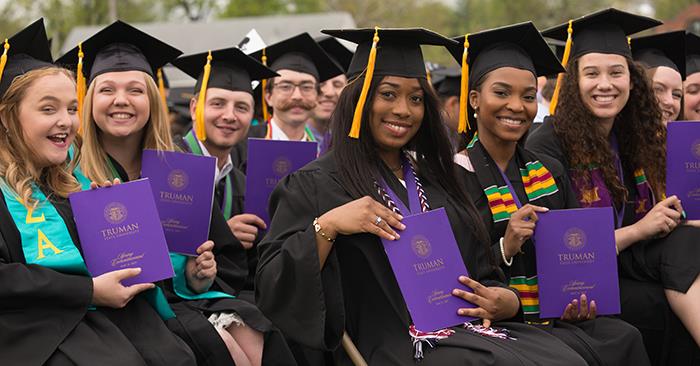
(196, 139), (233, 184)
(270, 118), (309, 141)
(207, 312), (245, 330)
(453, 153), (475, 172)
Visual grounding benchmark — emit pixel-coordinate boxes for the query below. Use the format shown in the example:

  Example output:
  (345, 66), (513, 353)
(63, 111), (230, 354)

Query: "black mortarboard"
(0, 18), (53, 98)
(322, 28), (457, 80)
(631, 30), (686, 79)
(249, 33), (341, 82)
(686, 32), (700, 76)
(319, 27), (458, 138)
(452, 21), (564, 87)
(172, 47), (278, 95)
(57, 20), (182, 83)
(449, 21), (564, 133)
(541, 8), (661, 60)
(315, 35), (354, 74)
(431, 67), (461, 97)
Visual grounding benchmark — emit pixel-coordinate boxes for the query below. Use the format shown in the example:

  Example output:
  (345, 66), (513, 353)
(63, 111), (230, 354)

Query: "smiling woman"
(528, 8), (700, 363)
(0, 19), (196, 366)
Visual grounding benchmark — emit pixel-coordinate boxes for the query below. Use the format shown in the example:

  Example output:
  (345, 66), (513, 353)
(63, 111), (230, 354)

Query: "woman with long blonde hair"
(62, 21), (294, 366)
(0, 19), (195, 366)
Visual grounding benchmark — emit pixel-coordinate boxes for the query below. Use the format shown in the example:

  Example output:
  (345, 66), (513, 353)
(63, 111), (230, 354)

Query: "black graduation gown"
(526, 118), (700, 365)
(109, 157), (296, 366)
(256, 152), (589, 365)
(0, 189), (196, 366)
(460, 143), (650, 366)
(176, 135), (259, 292)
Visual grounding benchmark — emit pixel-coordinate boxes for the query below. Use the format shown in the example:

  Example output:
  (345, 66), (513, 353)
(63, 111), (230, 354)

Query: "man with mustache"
(308, 36), (352, 154)
(247, 33), (343, 145)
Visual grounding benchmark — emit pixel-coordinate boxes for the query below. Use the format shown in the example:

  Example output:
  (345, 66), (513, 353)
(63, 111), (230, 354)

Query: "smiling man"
(247, 33), (343, 144)
(309, 36), (353, 153)
(172, 47), (278, 289)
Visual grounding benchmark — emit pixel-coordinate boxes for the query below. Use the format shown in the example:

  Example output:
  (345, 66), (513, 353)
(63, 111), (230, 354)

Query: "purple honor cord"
(610, 135), (626, 228)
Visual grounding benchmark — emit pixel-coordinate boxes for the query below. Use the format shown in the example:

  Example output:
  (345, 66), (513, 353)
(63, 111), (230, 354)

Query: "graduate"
(229, 33), (344, 171)
(631, 31), (685, 125)
(59, 21), (294, 366)
(683, 32), (700, 120)
(255, 27), (588, 365)
(450, 21), (649, 365)
(527, 8), (700, 364)
(430, 66), (462, 149)
(171, 47), (278, 292)
(310, 35), (352, 153)
(0, 19), (196, 365)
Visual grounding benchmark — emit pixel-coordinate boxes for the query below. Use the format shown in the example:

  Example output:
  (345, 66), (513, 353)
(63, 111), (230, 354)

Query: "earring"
(473, 112), (477, 119)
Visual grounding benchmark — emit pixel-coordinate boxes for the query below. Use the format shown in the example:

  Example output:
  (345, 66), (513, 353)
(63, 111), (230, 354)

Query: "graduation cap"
(430, 67), (461, 97)
(631, 30), (686, 79)
(58, 20), (182, 83)
(57, 20), (182, 133)
(541, 8), (660, 115)
(320, 27), (458, 138)
(449, 21), (564, 133)
(249, 32), (342, 82)
(315, 35), (354, 74)
(686, 32), (700, 77)
(249, 32), (342, 123)
(172, 47), (278, 141)
(0, 18), (53, 99)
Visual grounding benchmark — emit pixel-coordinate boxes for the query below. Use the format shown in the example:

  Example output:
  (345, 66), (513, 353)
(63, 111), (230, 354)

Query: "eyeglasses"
(273, 81), (317, 96)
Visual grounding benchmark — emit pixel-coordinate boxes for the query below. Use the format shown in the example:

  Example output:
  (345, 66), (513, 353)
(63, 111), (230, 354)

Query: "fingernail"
(459, 275), (468, 281)
(399, 223), (406, 230)
(458, 309), (465, 315)
(389, 235), (396, 241)
(394, 233), (401, 239)
(397, 215), (404, 220)
(452, 289), (460, 295)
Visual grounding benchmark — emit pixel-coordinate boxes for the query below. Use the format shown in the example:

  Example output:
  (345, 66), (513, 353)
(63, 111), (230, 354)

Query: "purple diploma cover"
(245, 138), (317, 224)
(69, 179), (174, 286)
(381, 208), (476, 331)
(534, 207), (620, 318)
(141, 149), (216, 255)
(666, 121), (700, 219)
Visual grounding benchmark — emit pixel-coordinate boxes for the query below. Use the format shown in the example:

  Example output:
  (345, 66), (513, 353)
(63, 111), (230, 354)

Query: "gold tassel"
(426, 67), (432, 83)
(0, 39), (9, 87)
(157, 68), (169, 115)
(194, 51), (212, 142)
(76, 42), (86, 135)
(627, 36), (631, 48)
(457, 34), (470, 134)
(349, 26), (380, 139)
(549, 20), (573, 116)
(260, 48), (270, 123)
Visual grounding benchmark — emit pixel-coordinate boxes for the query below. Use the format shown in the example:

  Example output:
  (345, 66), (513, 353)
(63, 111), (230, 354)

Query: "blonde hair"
(0, 67), (81, 207)
(79, 71), (173, 183)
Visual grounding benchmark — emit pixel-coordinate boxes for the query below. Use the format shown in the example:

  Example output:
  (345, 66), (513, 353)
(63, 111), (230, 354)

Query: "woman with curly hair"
(527, 8), (700, 363)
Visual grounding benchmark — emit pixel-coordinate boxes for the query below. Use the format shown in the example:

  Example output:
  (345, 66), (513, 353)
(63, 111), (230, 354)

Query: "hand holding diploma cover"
(141, 149), (216, 255)
(534, 207), (620, 318)
(666, 121), (700, 219)
(69, 179), (174, 286)
(378, 158), (476, 332)
(245, 138), (317, 225)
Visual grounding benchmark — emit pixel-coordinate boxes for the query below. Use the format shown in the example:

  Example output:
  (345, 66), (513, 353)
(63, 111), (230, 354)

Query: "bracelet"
(313, 217), (335, 243)
(500, 237), (513, 267)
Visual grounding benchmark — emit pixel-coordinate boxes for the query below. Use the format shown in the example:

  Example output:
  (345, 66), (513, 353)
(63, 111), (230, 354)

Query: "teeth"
(385, 122), (407, 133)
(498, 117), (523, 126)
(111, 113), (133, 119)
(594, 95), (614, 102)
